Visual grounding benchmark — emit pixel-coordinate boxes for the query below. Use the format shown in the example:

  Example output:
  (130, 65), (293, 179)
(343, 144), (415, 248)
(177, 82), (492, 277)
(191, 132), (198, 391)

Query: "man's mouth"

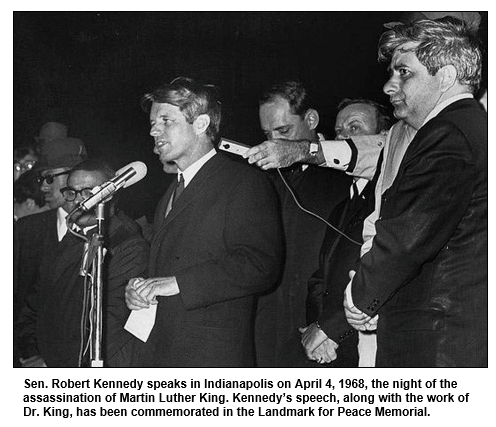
(155, 140), (168, 148)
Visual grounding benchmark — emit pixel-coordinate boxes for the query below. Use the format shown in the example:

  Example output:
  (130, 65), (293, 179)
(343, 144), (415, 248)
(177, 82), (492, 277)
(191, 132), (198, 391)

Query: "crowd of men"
(14, 15), (487, 368)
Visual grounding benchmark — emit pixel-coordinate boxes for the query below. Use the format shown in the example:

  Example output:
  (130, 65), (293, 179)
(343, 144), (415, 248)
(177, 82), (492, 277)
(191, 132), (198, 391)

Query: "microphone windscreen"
(116, 161), (148, 188)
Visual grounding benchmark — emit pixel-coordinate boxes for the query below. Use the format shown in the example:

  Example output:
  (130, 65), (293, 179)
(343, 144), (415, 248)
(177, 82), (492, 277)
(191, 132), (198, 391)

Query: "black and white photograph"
(12, 9), (488, 370)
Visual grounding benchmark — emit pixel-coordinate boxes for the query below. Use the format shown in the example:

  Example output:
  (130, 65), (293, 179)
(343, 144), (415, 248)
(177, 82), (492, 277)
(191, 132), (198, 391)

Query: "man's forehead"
(339, 103), (376, 120)
(151, 102), (182, 115)
(68, 169), (106, 187)
(259, 97), (302, 124)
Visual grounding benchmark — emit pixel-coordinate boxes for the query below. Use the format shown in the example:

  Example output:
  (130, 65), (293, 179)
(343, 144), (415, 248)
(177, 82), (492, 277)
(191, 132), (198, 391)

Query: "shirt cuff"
(320, 140), (352, 170)
(345, 279), (354, 308)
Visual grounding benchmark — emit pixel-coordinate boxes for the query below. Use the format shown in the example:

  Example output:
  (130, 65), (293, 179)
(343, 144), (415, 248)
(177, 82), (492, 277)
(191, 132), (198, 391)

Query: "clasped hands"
(125, 276), (180, 310)
(299, 323), (338, 365)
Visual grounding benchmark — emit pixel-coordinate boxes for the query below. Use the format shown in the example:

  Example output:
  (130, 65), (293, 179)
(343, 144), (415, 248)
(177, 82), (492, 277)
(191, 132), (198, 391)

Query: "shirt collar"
(57, 207), (69, 241)
(178, 148), (216, 187)
(422, 93), (473, 128)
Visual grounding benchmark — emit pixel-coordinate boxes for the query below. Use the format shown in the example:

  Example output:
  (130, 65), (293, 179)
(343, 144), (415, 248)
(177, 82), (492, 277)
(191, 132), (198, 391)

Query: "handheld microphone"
(78, 161), (147, 211)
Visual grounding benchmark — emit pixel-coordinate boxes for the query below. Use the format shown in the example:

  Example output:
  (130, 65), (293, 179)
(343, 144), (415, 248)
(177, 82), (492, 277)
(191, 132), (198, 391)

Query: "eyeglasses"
(36, 170), (70, 184)
(60, 187), (94, 202)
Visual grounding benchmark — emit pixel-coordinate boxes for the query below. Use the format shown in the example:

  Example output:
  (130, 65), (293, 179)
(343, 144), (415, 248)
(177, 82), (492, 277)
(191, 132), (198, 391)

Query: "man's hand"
(299, 323), (327, 358)
(311, 338), (339, 364)
(344, 271), (378, 331)
(299, 323), (338, 364)
(134, 277), (180, 305)
(243, 139), (309, 169)
(125, 277), (149, 310)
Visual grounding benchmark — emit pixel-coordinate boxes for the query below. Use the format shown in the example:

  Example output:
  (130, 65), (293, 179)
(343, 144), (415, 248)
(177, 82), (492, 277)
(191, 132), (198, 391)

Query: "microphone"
(77, 161), (147, 211)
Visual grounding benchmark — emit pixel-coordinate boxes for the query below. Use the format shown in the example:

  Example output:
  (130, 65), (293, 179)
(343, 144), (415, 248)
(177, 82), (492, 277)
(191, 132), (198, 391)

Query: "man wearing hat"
(14, 135), (87, 367)
(36, 136), (87, 209)
(34, 121), (68, 144)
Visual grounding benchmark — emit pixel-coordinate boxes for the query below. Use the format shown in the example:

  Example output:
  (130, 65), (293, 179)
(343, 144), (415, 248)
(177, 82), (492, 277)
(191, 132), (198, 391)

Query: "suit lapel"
(157, 153), (226, 230)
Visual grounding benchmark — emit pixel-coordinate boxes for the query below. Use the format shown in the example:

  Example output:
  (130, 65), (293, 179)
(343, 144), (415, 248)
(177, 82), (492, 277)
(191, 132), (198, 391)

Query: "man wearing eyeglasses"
(17, 158), (149, 367)
(14, 136), (87, 366)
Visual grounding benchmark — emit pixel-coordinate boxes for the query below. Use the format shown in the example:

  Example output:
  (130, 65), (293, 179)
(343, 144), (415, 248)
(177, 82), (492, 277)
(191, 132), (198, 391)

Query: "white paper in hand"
(124, 304), (157, 342)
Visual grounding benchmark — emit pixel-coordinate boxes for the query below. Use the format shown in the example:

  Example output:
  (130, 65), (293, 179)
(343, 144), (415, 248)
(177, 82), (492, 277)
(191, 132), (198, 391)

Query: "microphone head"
(116, 161), (148, 188)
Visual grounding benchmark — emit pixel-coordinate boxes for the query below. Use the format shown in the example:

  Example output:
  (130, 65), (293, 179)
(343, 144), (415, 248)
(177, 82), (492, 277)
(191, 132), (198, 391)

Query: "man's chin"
(162, 161), (178, 174)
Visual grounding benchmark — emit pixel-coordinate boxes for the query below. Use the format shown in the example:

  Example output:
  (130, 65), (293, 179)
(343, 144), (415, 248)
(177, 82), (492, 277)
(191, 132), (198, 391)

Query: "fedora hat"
(36, 137), (87, 171)
(35, 122), (68, 143)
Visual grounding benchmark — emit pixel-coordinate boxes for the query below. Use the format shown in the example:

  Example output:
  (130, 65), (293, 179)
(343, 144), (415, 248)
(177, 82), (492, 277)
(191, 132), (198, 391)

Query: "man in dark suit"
(344, 17), (487, 367)
(18, 159), (149, 367)
(301, 98), (393, 367)
(14, 136), (88, 317)
(125, 77), (283, 367)
(253, 81), (351, 367)
(14, 136), (87, 367)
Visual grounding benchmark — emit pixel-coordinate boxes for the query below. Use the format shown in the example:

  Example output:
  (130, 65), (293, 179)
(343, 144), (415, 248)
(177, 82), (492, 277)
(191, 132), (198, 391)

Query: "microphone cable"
(277, 168), (362, 246)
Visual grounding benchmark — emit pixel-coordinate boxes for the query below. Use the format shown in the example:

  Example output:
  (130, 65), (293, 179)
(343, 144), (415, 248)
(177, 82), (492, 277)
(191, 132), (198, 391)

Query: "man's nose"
(75, 193), (85, 202)
(335, 133), (347, 141)
(40, 180), (50, 191)
(383, 76), (398, 95)
(150, 124), (160, 137)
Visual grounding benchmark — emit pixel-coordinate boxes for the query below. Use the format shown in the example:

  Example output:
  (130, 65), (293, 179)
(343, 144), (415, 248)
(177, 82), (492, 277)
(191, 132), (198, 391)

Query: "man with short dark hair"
(18, 158), (149, 367)
(301, 98), (393, 367)
(254, 81), (351, 367)
(125, 77), (282, 367)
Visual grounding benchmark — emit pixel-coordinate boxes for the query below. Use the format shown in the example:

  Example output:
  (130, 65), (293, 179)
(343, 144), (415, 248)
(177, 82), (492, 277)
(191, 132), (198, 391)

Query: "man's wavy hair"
(378, 17), (482, 93)
(141, 77), (222, 142)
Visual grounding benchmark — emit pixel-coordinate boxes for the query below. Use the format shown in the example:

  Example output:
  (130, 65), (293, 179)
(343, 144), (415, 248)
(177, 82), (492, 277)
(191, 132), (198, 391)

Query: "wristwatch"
(309, 141), (319, 156)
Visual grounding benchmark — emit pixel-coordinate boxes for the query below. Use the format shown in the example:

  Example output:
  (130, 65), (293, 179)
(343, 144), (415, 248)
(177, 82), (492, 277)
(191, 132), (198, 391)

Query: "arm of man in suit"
(301, 264), (339, 363)
(17, 281), (46, 367)
(243, 134), (385, 180)
(105, 237), (149, 364)
(350, 121), (478, 319)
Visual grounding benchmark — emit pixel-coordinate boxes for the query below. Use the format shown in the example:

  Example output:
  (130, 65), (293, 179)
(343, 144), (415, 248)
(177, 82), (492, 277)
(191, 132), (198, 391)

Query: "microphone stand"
(89, 202), (105, 367)
(70, 202), (107, 367)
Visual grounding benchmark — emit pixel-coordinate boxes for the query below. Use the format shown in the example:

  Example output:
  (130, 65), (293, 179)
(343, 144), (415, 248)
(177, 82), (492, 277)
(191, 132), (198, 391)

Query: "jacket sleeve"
(175, 172), (283, 310)
(320, 134), (385, 180)
(17, 281), (41, 359)
(352, 120), (476, 316)
(104, 236), (149, 363)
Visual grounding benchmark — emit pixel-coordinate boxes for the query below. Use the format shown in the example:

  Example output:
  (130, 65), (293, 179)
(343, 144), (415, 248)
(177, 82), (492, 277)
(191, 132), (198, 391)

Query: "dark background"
(14, 11), (488, 219)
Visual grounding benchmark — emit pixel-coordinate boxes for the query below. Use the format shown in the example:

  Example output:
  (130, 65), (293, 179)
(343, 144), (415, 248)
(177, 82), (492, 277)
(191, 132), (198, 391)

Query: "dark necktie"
(171, 173), (185, 209)
(351, 181), (360, 199)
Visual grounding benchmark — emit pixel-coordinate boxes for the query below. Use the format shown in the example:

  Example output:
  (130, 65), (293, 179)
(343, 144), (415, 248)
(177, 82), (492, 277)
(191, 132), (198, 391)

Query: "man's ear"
(439, 64), (458, 92)
(193, 114), (211, 136)
(304, 109), (320, 131)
